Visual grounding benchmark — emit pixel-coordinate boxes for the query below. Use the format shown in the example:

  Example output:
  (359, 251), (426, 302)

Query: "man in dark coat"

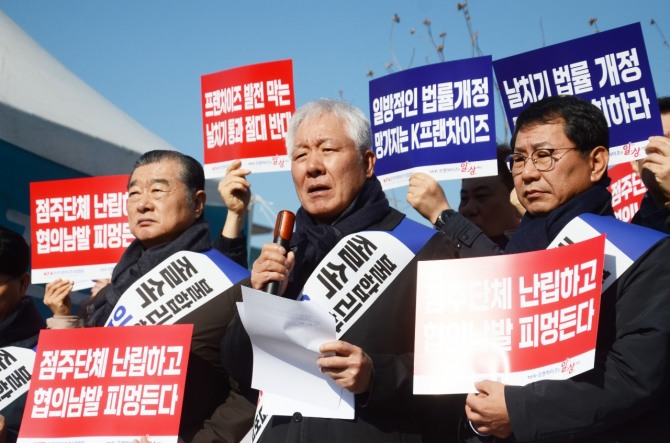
(224, 99), (465, 442)
(43, 151), (255, 443)
(464, 95), (670, 442)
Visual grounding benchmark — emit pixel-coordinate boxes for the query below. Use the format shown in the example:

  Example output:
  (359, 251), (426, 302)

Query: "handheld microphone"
(265, 210), (295, 295)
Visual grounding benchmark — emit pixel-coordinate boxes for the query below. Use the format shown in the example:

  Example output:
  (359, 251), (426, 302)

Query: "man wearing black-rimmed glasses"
(456, 95), (670, 442)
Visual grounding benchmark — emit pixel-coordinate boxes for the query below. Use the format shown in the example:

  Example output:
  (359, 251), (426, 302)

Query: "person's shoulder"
(579, 213), (668, 254)
(371, 207), (405, 230)
(638, 235), (670, 259)
(379, 209), (435, 234)
(615, 234), (670, 288)
(421, 229), (462, 259)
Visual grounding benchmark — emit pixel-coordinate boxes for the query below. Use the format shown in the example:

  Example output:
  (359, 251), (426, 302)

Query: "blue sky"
(2, 0), (670, 243)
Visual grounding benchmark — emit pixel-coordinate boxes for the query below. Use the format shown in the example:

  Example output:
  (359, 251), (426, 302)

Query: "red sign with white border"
(201, 59), (295, 177)
(30, 175), (132, 286)
(18, 324), (192, 443)
(414, 235), (605, 394)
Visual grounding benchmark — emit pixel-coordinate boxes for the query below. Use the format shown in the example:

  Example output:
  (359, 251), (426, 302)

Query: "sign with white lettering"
(30, 175), (131, 286)
(369, 56), (497, 189)
(607, 162), (647, 223)
(18, 324), (192, 443)
(494, 22), (662, 165)
(0, 347), (35, 412)
(201, 59), (295, 177)
(414, 235), (605, 394)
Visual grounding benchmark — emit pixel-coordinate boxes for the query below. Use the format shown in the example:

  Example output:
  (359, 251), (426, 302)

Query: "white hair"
(285, 98), (372, 158)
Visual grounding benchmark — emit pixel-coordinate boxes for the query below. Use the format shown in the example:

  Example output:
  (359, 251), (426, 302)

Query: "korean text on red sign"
(201, 59), (296, 177)
(29, 175), (132, 284)
(414, 235), (605, 394)
(18, 324), (192, 442)
(607, 162), (647, 223)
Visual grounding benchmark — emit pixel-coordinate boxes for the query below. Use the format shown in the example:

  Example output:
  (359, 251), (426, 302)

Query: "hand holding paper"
(238, 286), (354, 419)
(318, 340), (374, 395)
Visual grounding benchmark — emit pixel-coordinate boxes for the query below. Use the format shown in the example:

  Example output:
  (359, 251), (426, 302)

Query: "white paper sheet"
(238, 286), (354, 418)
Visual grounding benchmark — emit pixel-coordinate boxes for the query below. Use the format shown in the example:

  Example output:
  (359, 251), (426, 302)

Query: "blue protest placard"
(493, 23), (662, 165)
(369, 56), (497, 190)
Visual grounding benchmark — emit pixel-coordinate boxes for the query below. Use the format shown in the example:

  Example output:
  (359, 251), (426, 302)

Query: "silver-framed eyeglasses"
(506, 148), (579, 175)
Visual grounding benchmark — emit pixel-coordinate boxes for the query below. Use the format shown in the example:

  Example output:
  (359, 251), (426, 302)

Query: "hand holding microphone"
(264, 210), (295, 295)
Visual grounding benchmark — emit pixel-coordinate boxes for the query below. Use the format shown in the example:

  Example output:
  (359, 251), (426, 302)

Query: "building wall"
(0, 139), (86, 239)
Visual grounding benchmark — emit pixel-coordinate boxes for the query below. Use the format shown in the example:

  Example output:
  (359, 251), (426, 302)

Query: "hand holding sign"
(406, 172), (451, 224)
(465, 380), (512, 439)
(43, 278), (74, 316)
(218, 160), (252, 240)
(641, 135), (670, 204)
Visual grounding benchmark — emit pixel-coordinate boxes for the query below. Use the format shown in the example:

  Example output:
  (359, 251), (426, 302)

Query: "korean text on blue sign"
(369, 56), (497, 190)
(493, 23), (662, 166)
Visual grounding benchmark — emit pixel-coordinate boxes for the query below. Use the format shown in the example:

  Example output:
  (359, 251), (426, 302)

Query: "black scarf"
(505, 184), (614, 254)
(83, 219), (213, 326)
(287, 176), (394, 299)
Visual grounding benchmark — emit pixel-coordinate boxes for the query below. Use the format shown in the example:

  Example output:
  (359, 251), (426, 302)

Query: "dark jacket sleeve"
(437, 213), (504, 257)
(181, 279), (254, 442)
(220, 278), (259, 405)
(221, 314), (258, 402)
(359, 233), (453, 409)
(505, 238), (670, 442)
(213, 234), (249, 269)
(190, 389), (256, 443)
(221, 219), (465, 441)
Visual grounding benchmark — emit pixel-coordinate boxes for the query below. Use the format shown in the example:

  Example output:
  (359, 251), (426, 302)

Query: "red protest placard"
(201, 59), (295, 177)
(414, 235), (605, 394)
(608, 162), (647, 222)
(29, 175), (132, 286)
(18, 324), (192, 443)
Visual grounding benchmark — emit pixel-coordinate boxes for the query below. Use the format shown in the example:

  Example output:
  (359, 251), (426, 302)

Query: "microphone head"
(274, 210), (295, 242)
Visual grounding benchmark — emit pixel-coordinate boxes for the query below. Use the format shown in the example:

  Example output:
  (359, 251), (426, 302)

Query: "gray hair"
(129, 149), (205, 218)
(285, 99), (372, 158)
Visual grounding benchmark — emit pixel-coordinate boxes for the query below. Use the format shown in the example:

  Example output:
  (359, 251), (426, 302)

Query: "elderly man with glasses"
(443, 95), (670, 442)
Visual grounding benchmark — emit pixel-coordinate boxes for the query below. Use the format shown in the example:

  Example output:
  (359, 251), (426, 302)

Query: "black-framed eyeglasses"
(506, 148), (579, 175)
